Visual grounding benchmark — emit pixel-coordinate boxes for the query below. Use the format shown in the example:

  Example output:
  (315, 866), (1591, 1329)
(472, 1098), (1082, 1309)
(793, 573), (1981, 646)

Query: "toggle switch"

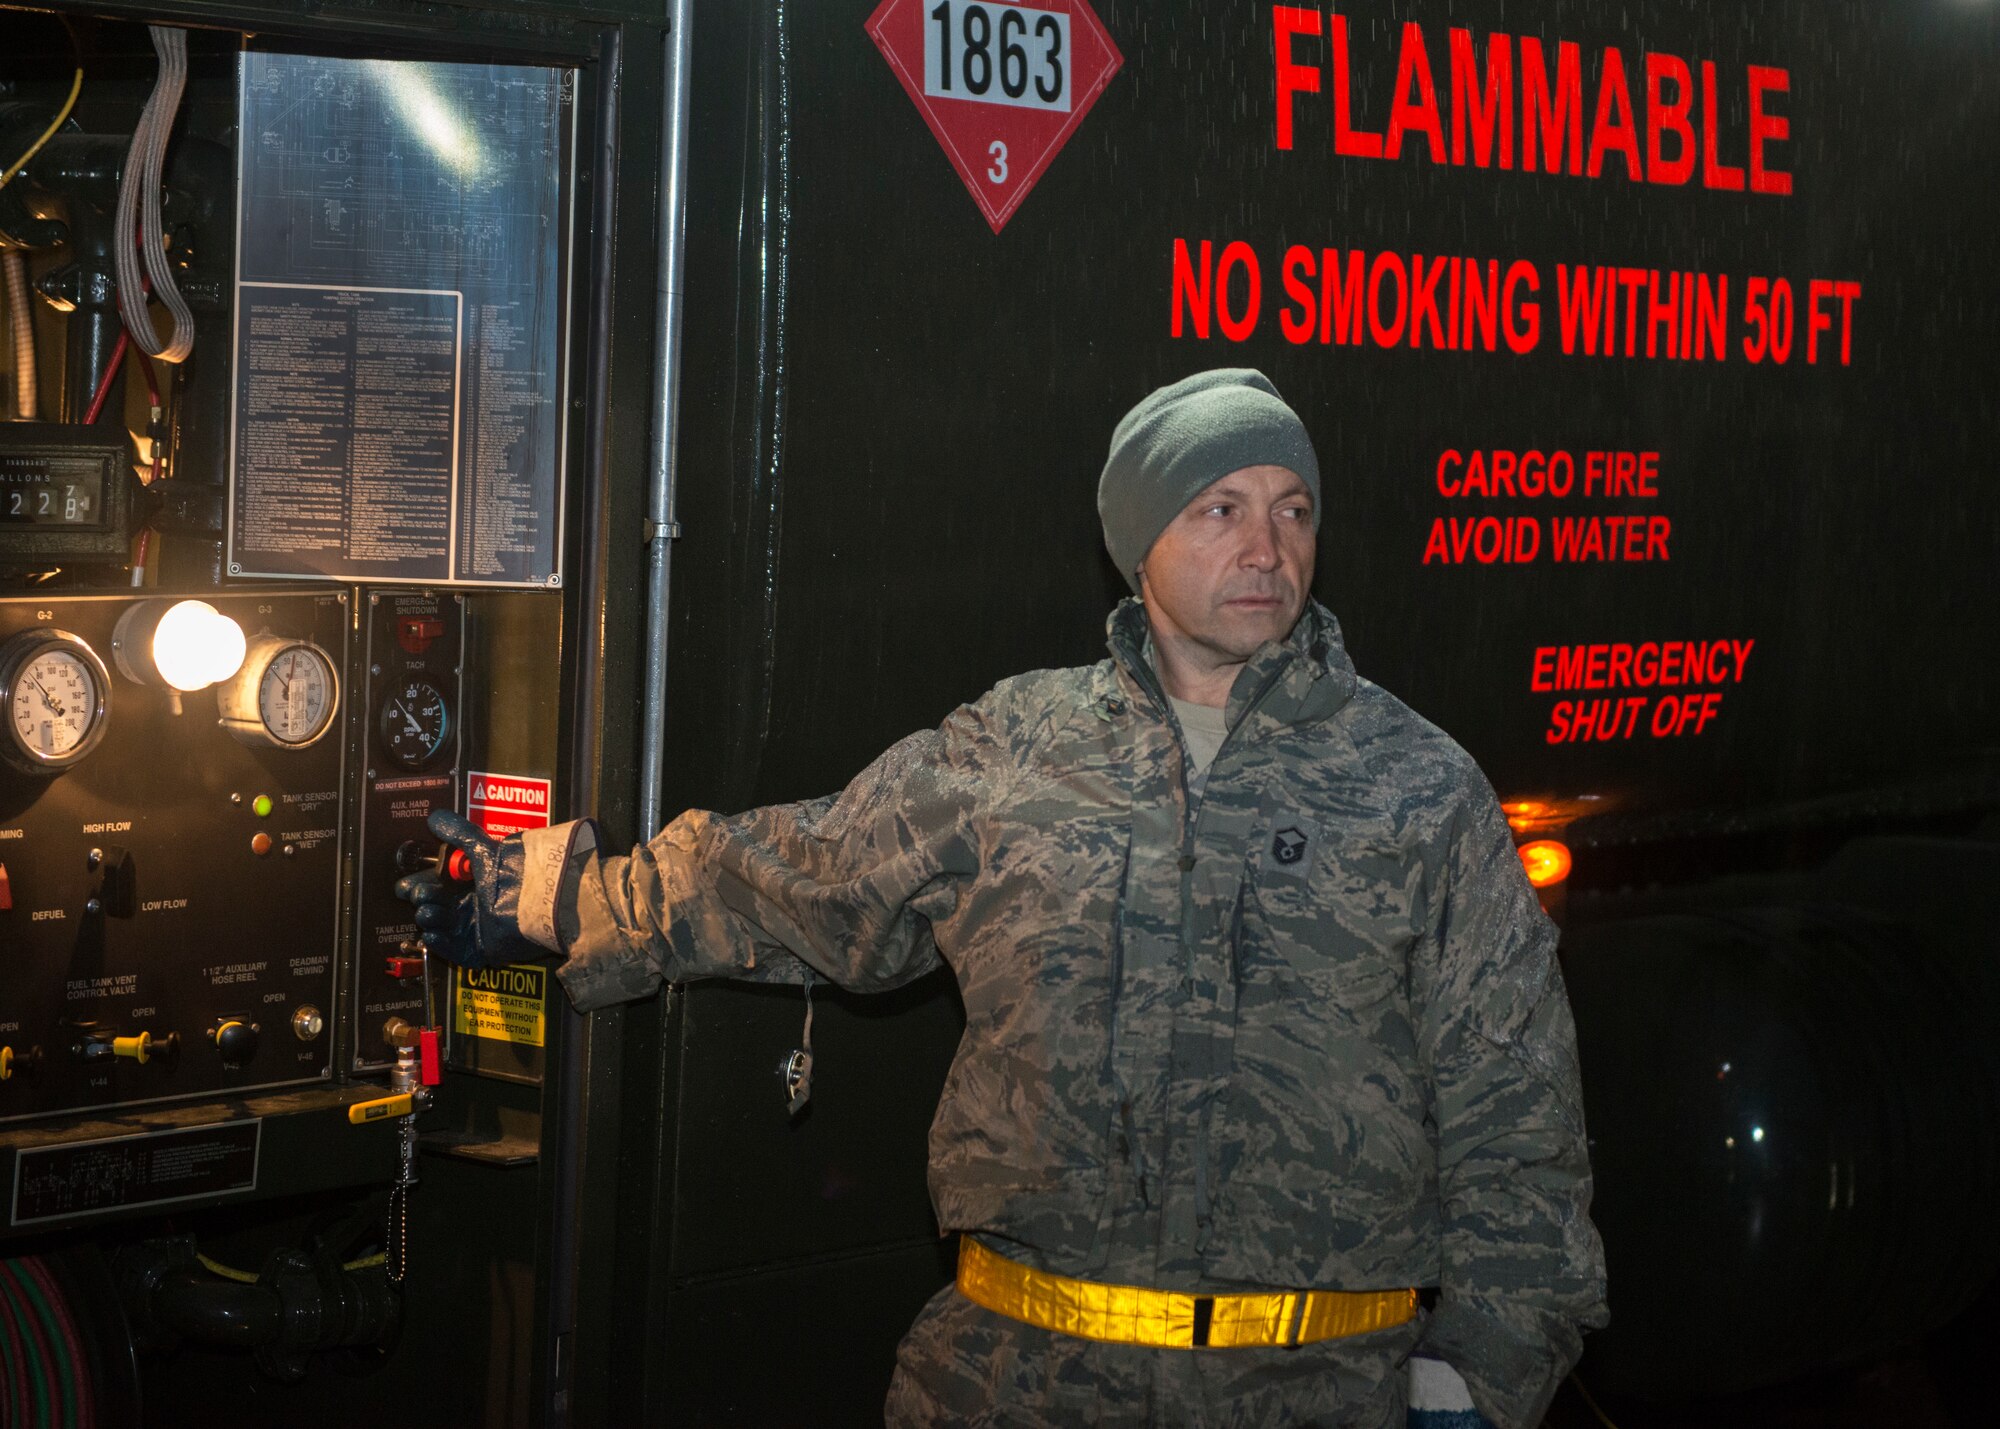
(94, 845), (137, 918)
(385, 955), (426, 980)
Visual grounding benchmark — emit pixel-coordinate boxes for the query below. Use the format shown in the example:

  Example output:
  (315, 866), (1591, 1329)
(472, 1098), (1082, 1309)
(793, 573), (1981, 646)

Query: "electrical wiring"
(80, 330), (129, 426)
(3, 252), (37, 419)
(1567, 1372), (1623, 1429)
(114, 26), (194, 363)
(193, 1252), (259, 1285)
(131, 345), (160, 411)
(196, 1249), (390, 1282)
(0, 66), (83, 191)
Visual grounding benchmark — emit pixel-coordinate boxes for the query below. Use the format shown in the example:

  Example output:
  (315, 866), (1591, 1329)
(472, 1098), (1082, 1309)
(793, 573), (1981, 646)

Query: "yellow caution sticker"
(454, 963), (547, 1047)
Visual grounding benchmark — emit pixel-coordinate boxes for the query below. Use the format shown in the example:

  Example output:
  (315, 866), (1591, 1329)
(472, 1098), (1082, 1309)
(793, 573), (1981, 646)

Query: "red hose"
(21, 1257), (92, 1429)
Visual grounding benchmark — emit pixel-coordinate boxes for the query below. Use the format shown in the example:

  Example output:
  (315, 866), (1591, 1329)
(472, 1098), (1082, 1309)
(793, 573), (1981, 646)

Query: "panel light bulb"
(150, 600), (247, 692)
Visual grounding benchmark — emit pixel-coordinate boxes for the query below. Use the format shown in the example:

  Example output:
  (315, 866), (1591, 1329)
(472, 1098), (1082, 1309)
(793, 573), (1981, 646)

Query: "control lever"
(393, 839), (473, 883)
(386, 836), (465, 1088)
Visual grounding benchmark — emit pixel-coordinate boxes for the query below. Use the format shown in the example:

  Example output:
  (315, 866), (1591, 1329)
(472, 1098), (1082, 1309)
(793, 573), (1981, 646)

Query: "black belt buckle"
(1190, 1296), (1214, 1348)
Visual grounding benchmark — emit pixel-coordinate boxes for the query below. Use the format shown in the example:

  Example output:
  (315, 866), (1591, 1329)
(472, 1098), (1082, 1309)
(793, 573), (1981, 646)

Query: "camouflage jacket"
(529, 598), (1608, 1428)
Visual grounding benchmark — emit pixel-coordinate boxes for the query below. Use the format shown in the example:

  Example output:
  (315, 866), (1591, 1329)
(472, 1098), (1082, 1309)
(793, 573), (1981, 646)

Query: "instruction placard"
(229, 52), (574, 586)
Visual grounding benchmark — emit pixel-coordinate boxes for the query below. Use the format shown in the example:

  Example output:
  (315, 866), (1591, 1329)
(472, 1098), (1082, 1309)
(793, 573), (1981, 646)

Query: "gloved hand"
(393, 810), (548, 969)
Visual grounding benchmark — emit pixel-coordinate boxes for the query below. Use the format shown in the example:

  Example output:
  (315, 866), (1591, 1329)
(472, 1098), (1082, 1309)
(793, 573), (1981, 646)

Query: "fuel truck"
(0, 0), (1995, 1423)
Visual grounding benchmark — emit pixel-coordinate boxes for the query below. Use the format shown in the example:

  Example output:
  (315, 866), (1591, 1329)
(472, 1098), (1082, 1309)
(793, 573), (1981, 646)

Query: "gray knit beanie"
(1097, 369), (1321, 593)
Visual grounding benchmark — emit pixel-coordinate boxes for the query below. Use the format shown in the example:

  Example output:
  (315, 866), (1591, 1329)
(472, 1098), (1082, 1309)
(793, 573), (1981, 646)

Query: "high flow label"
(868, 0), (1123, 232)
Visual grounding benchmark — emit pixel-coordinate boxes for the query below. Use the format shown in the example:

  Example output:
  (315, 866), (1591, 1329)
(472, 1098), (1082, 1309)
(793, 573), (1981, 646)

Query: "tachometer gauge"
(218, 635), (340, 749)
(379, 677), (450, 769)
(1, 629), (112, 775)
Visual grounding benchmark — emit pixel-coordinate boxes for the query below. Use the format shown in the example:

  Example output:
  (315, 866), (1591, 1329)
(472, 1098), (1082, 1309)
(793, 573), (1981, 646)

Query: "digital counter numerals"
(1, 460), (104, 527)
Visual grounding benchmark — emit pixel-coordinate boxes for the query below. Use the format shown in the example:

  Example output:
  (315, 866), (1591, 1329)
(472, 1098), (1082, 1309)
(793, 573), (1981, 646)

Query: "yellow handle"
(112, 1033), (152, 1065)
(347, 1093), (415, 1124)
(0, 1046), (12, 1081)
(212, 1020), (244, 1044)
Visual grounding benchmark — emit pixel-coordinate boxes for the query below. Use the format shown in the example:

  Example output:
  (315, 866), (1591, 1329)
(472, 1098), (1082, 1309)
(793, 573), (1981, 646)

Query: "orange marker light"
(1518, 840), (1573, 888)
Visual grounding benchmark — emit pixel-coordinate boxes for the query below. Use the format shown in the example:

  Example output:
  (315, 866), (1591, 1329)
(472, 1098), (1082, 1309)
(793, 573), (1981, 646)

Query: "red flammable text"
(1272, 8), (1792, 195)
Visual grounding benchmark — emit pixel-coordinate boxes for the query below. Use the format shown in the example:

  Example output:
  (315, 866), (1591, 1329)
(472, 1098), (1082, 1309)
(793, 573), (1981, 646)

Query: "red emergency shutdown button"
(867, 0), (1123, 233)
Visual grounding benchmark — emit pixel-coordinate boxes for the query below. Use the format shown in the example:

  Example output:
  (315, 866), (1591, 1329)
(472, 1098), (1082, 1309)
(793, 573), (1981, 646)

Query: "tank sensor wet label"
(11, 1119), (262, 1226)
(454, 964), (547, 1047)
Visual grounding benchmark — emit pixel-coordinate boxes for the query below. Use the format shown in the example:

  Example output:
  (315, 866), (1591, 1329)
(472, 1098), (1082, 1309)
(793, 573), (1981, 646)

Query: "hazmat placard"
(866, 0), (1122, 232)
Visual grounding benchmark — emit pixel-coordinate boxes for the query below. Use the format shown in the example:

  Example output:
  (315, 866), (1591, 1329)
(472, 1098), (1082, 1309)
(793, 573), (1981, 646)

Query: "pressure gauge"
(380, 677), (450, 768)
(1, 629), (112, 775)
(218, 635), (340, 749)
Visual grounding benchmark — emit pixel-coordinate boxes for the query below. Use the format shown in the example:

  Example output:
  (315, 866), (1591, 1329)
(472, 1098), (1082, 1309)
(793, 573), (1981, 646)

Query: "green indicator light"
(252, 795), (273, 818)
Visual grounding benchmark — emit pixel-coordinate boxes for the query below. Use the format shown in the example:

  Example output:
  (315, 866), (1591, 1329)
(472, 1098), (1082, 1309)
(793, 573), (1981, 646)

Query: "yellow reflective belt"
(955, 1236), (1418, 1350)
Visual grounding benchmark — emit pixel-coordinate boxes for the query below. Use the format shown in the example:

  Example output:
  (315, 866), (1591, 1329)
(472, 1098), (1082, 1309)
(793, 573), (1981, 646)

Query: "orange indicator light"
(1518, 840), (1573, 888)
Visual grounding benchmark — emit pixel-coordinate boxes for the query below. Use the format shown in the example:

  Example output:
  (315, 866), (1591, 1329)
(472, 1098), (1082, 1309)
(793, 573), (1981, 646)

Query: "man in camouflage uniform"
(404, 369), (1607, 1427)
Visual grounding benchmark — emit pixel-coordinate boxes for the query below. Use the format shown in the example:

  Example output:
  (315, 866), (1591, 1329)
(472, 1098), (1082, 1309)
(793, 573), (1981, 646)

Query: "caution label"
(466, 771), (553, 838)
(454, 963), (547, 1047)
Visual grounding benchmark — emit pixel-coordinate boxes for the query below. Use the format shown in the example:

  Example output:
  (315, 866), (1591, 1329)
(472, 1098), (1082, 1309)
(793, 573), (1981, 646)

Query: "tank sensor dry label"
(454, 964), (547, 1047)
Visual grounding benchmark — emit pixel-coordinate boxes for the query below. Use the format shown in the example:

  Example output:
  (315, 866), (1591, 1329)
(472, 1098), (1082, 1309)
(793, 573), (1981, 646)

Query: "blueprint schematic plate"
(229, 54), (576, 587)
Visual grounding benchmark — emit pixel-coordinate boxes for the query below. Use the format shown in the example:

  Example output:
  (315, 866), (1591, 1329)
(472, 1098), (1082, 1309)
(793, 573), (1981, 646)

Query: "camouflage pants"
(884, 1284), (1420, 1428)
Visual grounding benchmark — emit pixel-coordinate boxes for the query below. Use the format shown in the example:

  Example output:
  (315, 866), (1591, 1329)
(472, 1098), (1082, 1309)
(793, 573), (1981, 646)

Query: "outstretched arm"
(405, 699), (1006, 1012)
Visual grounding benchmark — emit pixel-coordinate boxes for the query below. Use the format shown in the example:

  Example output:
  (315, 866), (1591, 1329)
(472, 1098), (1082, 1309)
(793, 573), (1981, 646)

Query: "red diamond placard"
(867, 0), (1123, 233)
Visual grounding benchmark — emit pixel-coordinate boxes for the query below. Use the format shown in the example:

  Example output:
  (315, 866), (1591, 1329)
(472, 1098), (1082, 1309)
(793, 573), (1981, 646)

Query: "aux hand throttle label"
(868, 0), (1123, 232)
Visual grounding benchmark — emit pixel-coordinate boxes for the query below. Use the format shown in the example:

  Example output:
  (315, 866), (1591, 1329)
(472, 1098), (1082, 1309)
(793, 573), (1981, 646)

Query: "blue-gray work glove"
(393, 810), (547, 969)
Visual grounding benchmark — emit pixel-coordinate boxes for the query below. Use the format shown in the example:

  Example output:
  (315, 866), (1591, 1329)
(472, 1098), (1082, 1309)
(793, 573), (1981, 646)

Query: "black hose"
(148, 1270), (280, 1348)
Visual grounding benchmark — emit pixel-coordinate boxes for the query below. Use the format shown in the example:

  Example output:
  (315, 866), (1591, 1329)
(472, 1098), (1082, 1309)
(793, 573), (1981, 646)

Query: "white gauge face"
(256, 644), (336, 744)
(10, 647), (102, 761)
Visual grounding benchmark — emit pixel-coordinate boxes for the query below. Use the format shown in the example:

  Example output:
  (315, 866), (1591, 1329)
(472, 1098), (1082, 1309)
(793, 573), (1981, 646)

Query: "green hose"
(2, 1256), (79, 1428)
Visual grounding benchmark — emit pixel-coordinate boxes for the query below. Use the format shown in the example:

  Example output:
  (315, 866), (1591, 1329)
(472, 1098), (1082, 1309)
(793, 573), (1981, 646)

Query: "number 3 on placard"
(987, 140), (1008, 183)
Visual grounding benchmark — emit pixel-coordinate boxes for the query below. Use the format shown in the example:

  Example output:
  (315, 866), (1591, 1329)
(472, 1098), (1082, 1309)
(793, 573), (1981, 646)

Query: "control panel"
(0, 591), (348, 1123)
(348, 591), (465, 1072)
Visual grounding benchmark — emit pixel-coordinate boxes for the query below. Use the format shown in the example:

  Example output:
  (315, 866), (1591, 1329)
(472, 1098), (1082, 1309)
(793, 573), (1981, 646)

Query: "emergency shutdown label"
(867, 0), (1123, 231)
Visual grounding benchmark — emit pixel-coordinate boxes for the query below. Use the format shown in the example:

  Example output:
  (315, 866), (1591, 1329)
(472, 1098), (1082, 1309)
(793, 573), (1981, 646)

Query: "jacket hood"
(1104, 596), (1359, 736)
